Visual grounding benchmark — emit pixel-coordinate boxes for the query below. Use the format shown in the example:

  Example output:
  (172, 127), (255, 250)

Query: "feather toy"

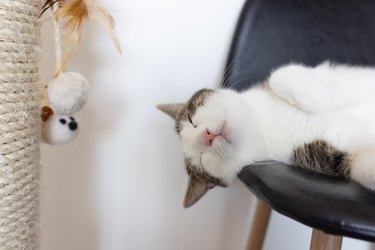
(39, 0), (120, 145)
(41, 0), (122, 77)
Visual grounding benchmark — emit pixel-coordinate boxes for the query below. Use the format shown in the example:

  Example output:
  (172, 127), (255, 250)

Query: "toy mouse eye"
(59, 118), (67, 125)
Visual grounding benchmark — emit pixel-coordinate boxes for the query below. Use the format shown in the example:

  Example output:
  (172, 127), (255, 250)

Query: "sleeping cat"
(157, 62), (375, 208)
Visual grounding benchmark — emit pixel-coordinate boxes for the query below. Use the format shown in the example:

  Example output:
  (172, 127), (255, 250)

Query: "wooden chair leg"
(310, 229), (343, 250)
(246, 200), (272, 250)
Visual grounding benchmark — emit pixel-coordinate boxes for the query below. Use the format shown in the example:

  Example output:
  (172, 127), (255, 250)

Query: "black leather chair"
(222, 0), (375, 249)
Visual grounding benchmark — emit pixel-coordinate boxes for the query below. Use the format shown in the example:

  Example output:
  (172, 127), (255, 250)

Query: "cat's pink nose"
(204, 129), (219, 146)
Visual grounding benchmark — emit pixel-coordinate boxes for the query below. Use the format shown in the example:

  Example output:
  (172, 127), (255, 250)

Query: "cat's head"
(158, 88), (249, 208)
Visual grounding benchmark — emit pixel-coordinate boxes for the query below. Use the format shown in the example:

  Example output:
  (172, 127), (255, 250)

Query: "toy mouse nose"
(204, 129), (219, 146)
(69, 121), (78, 131)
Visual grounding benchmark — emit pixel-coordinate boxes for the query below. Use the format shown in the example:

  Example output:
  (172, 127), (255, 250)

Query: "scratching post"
(0, 0), (41, 248)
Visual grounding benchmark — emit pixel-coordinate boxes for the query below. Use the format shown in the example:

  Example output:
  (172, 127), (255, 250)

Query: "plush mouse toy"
(41, 72), (89, 145)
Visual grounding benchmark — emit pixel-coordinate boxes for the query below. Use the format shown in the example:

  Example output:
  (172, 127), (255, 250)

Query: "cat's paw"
(292, 82), (333, 114)
(269, 64), (333, 113)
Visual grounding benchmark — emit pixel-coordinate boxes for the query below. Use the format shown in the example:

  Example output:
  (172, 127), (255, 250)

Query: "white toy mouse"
(40, 72), (89, 145)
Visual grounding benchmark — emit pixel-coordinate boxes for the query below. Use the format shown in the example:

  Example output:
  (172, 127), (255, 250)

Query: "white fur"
(179, 62), (375, 189)
(48, 72), (89, 115)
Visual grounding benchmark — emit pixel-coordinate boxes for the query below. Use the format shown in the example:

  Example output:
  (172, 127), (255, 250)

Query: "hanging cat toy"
(40, 0), (121, 144)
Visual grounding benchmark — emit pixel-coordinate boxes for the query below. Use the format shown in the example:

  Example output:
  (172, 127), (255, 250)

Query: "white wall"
(40, 1), (374, 249)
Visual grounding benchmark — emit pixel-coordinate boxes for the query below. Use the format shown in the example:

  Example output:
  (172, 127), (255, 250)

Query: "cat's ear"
(183, 174), (216, 208)
(157, 103), (185, 120)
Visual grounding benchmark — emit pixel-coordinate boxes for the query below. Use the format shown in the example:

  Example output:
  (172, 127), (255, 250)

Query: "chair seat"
(238, 163), (375, 242)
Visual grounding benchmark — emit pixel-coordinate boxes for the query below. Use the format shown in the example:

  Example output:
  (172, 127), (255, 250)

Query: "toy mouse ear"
(41, 106), (54, 121)
(157, 103), (185, 120)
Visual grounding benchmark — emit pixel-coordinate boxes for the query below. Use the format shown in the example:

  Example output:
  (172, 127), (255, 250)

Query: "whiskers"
(200, 142), (232, 167)
(214, 148), (225, 161)
(226, 73), (250, 90)
(219, 56), (238, 87)
(197, 134), (234, 174)
(214, 141), (232, 160)
(218, 55), (251, 90)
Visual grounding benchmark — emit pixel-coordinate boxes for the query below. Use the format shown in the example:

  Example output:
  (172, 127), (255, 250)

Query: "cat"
(157, 62), (375, 208)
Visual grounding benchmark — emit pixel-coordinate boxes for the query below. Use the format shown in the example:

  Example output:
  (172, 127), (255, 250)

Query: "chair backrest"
(222, 0), (375, 90)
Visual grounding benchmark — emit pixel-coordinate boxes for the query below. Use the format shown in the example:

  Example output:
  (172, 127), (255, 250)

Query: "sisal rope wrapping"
(0, 0), (41, 248)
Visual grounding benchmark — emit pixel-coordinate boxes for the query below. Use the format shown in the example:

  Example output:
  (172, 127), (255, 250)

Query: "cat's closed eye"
(188, 113), (197, 128)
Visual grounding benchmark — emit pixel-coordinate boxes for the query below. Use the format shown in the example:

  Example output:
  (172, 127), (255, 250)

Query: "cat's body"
(158, 62), (375, 207)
